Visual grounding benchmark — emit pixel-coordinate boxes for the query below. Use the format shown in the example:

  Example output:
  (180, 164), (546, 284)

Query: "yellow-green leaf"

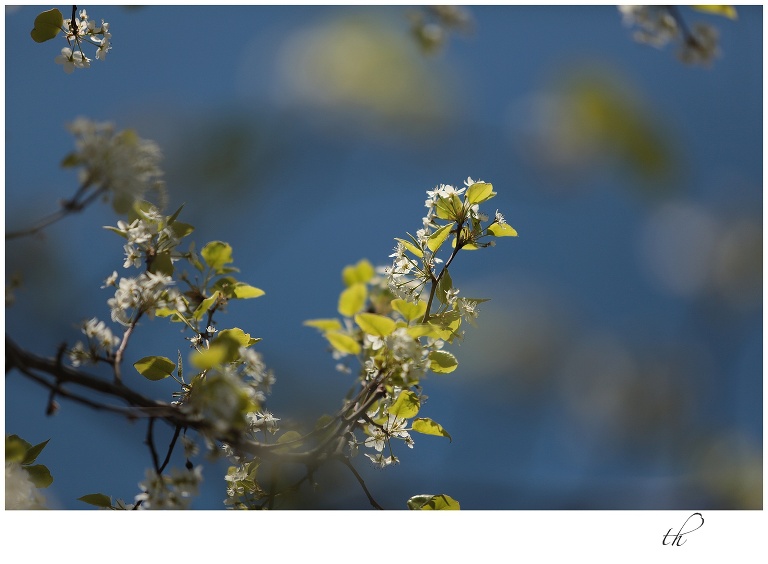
(338, 283), (367, 317)
(427, 223), (453, 253)
(434, 194), (463, 221)
(465, 182), (496, 205)
(389, 390), (420, 419)
(488, 222), (518, 237)
(428, 350), (458, 373)
(691, 5), (737, 19)
(407, 494), (460, 510)
(217, 328), (260, 348)
(355, 312), (397, 337)
(325, 332), (361, 356)
(193, 291), (220, 320)
(134, 356), (176, 381)
(391, 298), (428, 323)
(412, 418), (452, 441)
(303, 318), (343, 332)
(201, 241), (233, 273)
(190, 344), (229, 370)
(395, 237), (423, 258)
(342, 259), (375, 286)
(232, 283), (265, 299)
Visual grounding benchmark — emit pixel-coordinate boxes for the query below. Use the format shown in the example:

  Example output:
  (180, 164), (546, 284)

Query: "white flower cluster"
(5, 462), (47, 510)
(618, 6), (720, 66)
(55, 9), (111, 73)
(134, 466), (203, 510)
(69, 317), (120, 367)
(66, 118), (165, 211)
(107, 271), (185, 326)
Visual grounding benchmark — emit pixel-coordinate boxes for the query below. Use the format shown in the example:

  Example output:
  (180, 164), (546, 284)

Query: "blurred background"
(4, 5), (762, 509)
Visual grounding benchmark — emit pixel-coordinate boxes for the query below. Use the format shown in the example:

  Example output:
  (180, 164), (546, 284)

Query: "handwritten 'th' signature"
(663, 512), (705, 546)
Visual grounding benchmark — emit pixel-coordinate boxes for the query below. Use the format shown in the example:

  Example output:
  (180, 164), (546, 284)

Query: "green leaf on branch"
(78, 493), (113, 508)
(342, 259), (375, 286)
(436, 269), (453, 305)
(691, 5), (737, 19)
(355, 312), (396, 337)
(134, 356), (176, 381)
(395, 237), (423, 258)
(193, 291), (220, 320)
(324, 332), (361, 356)
(435, 194), (463, 221)
(488, 223), (518, 237)
(6, 435), (31, 463)
(412, 418), (452, 441)
(427, 224), (453, 253)
(338, 283), (367, 317)
(428, 350), (458, 373)
(201, 241), (234, 273)
(22, 439), (50, 465)
(465, 182), (496, 205)
(391, 298), (427, 323)
(389, 390), (420, 419)
(406, 493), (460, 510)
(24, 464), (53, 488)
(191, 330), (251, 369)
(303, 318), (343, 332)
(232, 283), (265, 299)
(218, 328), (260, 348)
(149, 251), (174, 276)
(30, 9), (63, 43)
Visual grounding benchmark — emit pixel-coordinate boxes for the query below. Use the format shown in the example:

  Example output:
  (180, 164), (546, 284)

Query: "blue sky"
(4, 5), (763, 519)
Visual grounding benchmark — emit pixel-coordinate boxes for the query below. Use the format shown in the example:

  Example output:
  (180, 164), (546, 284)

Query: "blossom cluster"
(64, 118), (166, 213)
(69, 318), (120, 367)
(55, 9), (111, 73)
(5, 462), (48, 510)
(618, 6), (721, 66)
(134, 466), (203, 509)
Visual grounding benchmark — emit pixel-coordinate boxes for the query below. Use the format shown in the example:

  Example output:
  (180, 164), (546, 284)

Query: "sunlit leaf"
(342, 259), (375, 286)
(134, 356), (176, 381)
(488, 223), (518, 237)
(395, 237), (423, 258)
(338, 283), (367, 317)
(412, 418), (452, 441)
(232, 283), (265, 299)
(201, 241), (233, 273)
(324, 332), (361, 356)
(355, 312), (396, 337)
(465, 182), (496, 205)
(303, 318), (343, 332)
(391, 298), (428, 323)
(193, 291), (220, 320)
(389, 390), (420, 419)
(428, 350), (458, 373)
(427, 223), (453, 253)
(407, 493), (460, 510)
(691, 5), (737, 19)
(217, 328), (260, 348)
